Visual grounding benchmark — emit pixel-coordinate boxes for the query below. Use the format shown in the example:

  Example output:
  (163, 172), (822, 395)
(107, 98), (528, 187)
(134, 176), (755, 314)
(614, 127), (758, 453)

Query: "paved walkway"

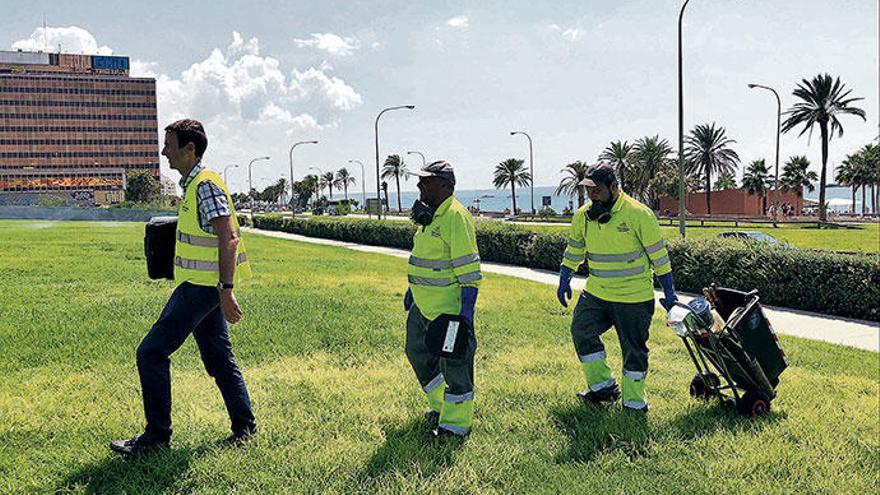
(244, 227), (879, 352)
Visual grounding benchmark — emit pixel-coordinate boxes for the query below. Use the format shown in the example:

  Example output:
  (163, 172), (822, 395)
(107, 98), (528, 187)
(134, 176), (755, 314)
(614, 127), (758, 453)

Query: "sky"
(1, 0), (878, 195)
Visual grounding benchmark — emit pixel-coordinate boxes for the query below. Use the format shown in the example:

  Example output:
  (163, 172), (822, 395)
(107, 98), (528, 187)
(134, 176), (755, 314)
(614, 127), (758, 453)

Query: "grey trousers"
(405, 306), (477, 404)
(570, 291), (654, 373)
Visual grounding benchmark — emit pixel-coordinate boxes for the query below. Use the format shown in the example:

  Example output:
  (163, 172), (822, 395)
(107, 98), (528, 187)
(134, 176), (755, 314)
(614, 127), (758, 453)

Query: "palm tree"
(598, 141), (633, 192)
(779, 155), (818, 198)
(335, 168), (356, 200)
(781, 73), (866, 222)
(714, 170), (737, 191)
(683, 123), (740, 216)
(742, 159), (770, 214)
(632, 135), (675, 206)
(493, 158), (531, 214)
(321, 171), (336, 199)
(381, 154), (408, 212)
(836, 155), (861, 214)
(555, 161), (590, 207)
(861, 144), (880, 214)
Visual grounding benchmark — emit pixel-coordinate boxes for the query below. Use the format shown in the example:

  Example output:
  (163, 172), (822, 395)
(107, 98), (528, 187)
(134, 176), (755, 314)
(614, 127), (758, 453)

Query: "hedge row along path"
(245, 227), (879, 352)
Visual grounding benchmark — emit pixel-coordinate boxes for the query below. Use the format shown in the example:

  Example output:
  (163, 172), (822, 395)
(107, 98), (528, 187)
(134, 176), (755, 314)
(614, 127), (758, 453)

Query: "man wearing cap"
(403, 161), (482, 437)
(556, 163), (678, 412)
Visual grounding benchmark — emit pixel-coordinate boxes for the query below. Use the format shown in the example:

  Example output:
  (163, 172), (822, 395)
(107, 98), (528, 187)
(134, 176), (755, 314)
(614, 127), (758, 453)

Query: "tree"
(381, 154), (408, 212)
(555, 161), (589, 207)
(632, 135), (675, 206)
(125, 170), (161, 203)
(836, 154), (861, 214)
(781, 73), (866, 222)
(742, 159), (770, 214)
(714, 170), (737, 190)
(335, 168), (356, 200)
(290, 177), (315, 208)
(321, 171), (336, 199)
(598, 140), (633, 192)
(493, 158), (531, 214)
(683, 123), (740, 215)
(860, 144), (880, 214)
(779, 155), (818, 198)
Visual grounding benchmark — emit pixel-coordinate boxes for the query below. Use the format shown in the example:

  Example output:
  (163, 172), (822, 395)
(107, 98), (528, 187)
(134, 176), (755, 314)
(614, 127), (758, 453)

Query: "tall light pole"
(407, 150), (426, 166)
(748, 83), (782, 226)
(510, 130), (535, 214)
(677, 0), (692, 238)
(248, 156), (270, 215)
(289, 140), (318, 211)
(375, 105), (415, 218)
(348, 159), (366, 209)
(222, 163), (239, 186)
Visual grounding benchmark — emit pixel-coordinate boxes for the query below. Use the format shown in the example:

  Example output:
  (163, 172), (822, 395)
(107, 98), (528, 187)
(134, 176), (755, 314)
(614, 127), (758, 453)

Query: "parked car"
(718, 231), (796, 249)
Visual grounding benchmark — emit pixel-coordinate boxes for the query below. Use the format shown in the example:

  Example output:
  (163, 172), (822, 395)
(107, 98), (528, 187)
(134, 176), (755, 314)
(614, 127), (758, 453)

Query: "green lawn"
(1, 220), (877, 494)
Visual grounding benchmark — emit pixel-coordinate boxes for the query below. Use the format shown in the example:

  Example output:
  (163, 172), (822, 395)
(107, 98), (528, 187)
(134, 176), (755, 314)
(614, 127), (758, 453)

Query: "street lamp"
(222, 163), (239, 185)
(677, 0), (692, 238)
(248, 156), (270, 214)
(510, 130), (535, 214)
(375, 105), (415, 218)
(289, 140), (318, 211)
(406, 150), (426, 166)
(348, 159), (366, 210)
(748, 83), (782, 226)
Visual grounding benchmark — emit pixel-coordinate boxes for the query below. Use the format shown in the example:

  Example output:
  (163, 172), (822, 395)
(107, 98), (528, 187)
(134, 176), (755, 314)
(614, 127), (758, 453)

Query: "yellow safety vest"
(174, 168), (252, 286)
(408, 196), (482, 320)
(561, 193), (671, 303)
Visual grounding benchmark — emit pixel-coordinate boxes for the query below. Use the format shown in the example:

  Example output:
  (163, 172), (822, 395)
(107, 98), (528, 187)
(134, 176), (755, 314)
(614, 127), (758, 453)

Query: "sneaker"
(424, 410), (440, 425)
(224, 426), (258, 445)
(109, 435), (169, 456)
(577, 384), (621, 405)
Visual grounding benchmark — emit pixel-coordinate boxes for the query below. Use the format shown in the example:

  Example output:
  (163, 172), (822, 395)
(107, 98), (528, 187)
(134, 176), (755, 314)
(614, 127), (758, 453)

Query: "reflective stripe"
(563, 251), (584, 262)
(175, 252), (248, 271)
(408, 275), (455, 287)
(623, 400), (647, 410)
(424, 374), (445, 393)
(451, 253), (480, 268)
(624, 369), (648, 381)
(652, 255), (670, 267)
(437, 423), (470, 436)
(444, 391), (474, 403)
(567, 238), (585, 249)
(579, 351), (607, 363)
(588, 251), (644, 263)
(456, 271), (483, 284)
(589, 377), (617, 392)
(589, 266), (645, 278)
(645, 239), (665, 254)
(409, 256), (452, 270)
(176, 231), (219, 247)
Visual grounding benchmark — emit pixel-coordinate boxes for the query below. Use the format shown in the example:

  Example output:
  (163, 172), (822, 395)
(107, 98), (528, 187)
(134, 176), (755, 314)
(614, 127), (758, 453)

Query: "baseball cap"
(408, 160), (456, 186)
(578, 163), (617, 187)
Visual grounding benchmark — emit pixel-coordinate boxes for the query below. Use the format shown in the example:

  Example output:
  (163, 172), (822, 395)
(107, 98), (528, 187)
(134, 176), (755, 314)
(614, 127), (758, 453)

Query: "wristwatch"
(217, 282), (234, 291)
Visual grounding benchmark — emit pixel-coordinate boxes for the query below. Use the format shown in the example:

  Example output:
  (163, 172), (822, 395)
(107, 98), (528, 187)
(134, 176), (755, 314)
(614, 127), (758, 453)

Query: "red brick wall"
(658, 189), (804, 216)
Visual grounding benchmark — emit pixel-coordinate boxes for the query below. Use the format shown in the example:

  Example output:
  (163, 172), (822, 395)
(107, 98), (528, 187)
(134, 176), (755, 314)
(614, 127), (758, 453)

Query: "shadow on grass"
(57, 446), (205, 495)
(361, 416), (464, 482)
(664, 399), (786, 441)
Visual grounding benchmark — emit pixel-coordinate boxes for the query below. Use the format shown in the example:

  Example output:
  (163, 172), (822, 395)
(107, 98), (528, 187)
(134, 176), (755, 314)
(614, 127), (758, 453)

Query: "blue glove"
(658, 273), (678, 311)
(460, 286), (478, 327)
(557, 266), (574, 307)
(403, 288), (414, 311)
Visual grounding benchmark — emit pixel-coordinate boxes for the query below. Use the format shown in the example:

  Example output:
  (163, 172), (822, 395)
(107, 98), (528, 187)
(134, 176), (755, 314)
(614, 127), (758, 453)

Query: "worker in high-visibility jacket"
(112, 119), (256, 455)
(556, 163), (678, 412)
(403, 160), (481, 438)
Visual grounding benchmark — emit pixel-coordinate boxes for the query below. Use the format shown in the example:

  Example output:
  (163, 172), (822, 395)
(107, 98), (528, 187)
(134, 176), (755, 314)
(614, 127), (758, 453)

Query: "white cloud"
(11, 25), (112, 54)
(447, 16), (469, 28)
(292, 33), (359, 57)
(548, 24), (562, 32)
(561, 28), (583, 41)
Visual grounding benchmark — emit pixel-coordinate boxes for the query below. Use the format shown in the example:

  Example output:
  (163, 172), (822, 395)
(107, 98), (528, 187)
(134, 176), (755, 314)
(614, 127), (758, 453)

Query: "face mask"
(410, 200), (436, 226)
(586, 202), (612, 224)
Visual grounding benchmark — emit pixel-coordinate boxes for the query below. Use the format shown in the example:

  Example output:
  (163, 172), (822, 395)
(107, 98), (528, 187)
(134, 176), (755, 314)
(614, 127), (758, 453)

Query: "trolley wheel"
(737, 389), (771, 417)
(689, 372), (720, 401)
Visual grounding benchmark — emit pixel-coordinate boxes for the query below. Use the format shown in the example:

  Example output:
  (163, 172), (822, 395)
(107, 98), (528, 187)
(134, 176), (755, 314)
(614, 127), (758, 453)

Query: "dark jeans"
(570, 291), (655, 373)
(136, 282), (256, 440)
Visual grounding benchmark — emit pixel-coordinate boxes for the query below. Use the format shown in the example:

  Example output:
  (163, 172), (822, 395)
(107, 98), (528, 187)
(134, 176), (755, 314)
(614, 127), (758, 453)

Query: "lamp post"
(748, 83), (782, 226)
(289, 140), (318, 211)
(406, 150), (426, 167)
(510, 130), (535, 214)
(222, 163), (239, 186)
(375, 105), (415, 219)
(677, 0), (692, 238)
(348, 159), (366, 211)
(248, 156), (270, 216)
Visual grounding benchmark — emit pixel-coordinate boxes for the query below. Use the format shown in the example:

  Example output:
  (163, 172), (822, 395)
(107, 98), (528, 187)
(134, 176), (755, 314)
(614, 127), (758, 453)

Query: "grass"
(0, 219), (878, 494)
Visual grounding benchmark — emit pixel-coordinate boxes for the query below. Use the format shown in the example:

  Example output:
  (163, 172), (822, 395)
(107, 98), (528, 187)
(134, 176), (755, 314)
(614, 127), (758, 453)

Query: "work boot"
(424, 410), (440, 426)
(432, 426), (468, 439)
(623, 403), (649, 413)
(223, 425), (258, 445)
(109, 434), (169, 456)
(577, 384), (621, 405)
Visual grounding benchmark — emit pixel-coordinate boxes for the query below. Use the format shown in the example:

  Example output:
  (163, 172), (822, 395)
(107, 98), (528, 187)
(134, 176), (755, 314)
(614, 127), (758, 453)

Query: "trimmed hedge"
(253, 216), (880, 321)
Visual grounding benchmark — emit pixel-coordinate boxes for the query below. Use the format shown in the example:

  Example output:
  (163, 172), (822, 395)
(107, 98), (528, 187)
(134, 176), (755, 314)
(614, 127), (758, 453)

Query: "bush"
(252, 216), (880, 321)
(37, 195), (70, 207)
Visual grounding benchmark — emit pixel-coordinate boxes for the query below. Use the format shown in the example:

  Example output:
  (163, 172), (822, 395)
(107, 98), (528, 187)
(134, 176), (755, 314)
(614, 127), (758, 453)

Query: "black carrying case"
(145, 216), (178, 280)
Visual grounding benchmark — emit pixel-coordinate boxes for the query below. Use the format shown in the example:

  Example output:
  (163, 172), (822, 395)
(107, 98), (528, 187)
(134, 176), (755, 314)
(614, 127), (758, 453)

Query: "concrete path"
(244, 227), (880, 352)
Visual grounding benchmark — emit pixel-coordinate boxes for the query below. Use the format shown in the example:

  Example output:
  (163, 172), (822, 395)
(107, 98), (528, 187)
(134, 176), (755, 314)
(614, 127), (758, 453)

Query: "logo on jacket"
(431, 227), (442, 238)
(617, 222), (630, 233)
